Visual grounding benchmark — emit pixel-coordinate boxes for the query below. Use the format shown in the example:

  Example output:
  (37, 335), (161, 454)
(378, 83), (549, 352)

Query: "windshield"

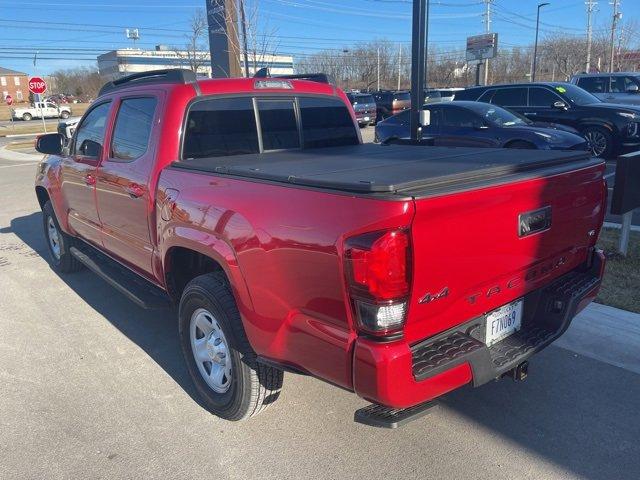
(467, 103), (529, 127)
(394, 92), (411, 102)
(351, 94), (374, 105)
(552, 83), (601, 106)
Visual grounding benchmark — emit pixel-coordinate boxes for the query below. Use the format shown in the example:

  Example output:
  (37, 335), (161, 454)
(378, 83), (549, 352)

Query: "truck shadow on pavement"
(3, 211), (639, 480)
(0, 211), (209, 411)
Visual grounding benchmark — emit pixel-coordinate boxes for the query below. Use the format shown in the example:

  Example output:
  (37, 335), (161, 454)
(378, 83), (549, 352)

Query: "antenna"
(125, 28), (140, 48)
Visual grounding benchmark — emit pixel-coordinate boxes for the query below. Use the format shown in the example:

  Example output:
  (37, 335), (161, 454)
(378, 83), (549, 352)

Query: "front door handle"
(84, 174), (96, 186)
(125, 183), (144, 198)
(524, 112), (537, 116)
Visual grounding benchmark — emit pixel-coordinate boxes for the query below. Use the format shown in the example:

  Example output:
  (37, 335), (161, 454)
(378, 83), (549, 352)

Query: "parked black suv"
(454, 82), (640, 157)
(371, 90), (411, 122)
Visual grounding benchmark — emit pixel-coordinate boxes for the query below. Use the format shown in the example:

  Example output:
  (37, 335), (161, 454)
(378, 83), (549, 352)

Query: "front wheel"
(582, 126), (613, 158)
(59, 111), (70, 119)
(22, 113), (32, 121)
(179, 272), (283, 420)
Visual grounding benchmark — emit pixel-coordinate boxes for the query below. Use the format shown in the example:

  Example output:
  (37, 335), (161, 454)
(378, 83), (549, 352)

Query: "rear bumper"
(354, 112), (375, 124)
(352, 249), (605, 408)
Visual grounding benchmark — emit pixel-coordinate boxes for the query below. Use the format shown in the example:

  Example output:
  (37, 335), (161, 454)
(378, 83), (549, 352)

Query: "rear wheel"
(22, 113), (32, 121)
(582, 126), (613, 158)
(179, 272), (283, 420)
(42, 201), (83, 273)
(505, 140), (536, 149)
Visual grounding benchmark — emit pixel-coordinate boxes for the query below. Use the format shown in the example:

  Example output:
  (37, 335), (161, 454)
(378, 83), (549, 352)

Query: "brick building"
(0, 67), (29, 103)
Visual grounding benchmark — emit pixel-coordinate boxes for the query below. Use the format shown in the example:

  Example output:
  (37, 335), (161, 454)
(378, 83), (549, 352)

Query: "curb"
(603, 222), (640, 233)
(0, 144), (43, 162)
(4, 132), (46, 138)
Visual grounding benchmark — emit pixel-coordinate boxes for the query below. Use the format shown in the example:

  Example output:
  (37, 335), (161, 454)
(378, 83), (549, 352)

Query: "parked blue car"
(374, 101), (590, 152)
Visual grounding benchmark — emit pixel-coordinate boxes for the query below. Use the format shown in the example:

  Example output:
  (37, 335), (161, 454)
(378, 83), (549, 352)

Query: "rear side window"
(111, 97), (157, 161)
(441, 107), (482, 128)
(490, 88), (527, 106)
(577, 76), (608, 93)
(183, 97), (259, 159)
(257, 99), (299, 151)
(299, 97), (358, 149)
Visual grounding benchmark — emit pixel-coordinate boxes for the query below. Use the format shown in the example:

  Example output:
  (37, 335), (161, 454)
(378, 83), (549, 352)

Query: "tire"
(42, 201), (83, 273)
(582, 126), (613, 158)
(59, 111), (70, 119)
(505, 140), (536, 149)
(22, 113), (32, 121)
(179, 272), (283, 421)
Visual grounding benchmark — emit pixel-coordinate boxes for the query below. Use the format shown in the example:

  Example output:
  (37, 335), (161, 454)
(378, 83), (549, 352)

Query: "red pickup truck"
(35, 69), (606, 427)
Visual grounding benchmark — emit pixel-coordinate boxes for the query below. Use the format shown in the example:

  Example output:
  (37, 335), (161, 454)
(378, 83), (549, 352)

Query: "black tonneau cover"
(171, 144), (599, 195)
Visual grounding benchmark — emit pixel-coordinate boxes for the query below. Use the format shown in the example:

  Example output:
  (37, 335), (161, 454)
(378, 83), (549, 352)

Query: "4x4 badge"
(418, 287), (449, 304)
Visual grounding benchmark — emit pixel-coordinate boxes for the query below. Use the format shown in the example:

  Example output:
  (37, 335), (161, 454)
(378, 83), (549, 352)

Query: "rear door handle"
(84, 174), (96, 186)
(524, 112), (537, 116)
(125, 183), (144, 198)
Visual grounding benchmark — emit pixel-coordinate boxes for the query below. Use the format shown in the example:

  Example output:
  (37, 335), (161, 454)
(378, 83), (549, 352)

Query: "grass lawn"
(596, 227), (640, 313)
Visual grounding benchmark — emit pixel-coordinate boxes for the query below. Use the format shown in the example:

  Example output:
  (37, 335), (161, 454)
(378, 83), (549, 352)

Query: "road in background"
(0, 153), (639, 480)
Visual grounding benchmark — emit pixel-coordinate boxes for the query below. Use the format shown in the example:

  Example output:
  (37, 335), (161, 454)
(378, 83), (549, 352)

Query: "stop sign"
(5, 94), (13, 106)
(28, 76), (47, 95)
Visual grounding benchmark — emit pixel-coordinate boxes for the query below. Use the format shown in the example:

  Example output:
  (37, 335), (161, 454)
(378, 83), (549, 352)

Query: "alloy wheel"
(189, 308), (232, 393)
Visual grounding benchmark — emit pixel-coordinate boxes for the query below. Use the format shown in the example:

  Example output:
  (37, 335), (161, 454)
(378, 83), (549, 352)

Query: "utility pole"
(483, 0), (491, 85)
(585, 1), (597, 72)
(397, 45), (402, 90)
(609, 0), (621, 72)
(239, 0), (250, 78)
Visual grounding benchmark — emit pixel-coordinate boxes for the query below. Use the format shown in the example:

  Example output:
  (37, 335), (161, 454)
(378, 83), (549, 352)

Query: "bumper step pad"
(354, 401), (438, 429)
(411, 260), (602, 386)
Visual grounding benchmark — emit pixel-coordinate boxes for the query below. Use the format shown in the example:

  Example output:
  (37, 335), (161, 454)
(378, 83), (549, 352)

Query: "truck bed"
(172, 144), (601, 197)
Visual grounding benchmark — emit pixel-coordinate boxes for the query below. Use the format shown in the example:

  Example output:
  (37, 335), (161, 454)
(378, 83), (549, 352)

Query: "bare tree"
(173, 9), (210, 75)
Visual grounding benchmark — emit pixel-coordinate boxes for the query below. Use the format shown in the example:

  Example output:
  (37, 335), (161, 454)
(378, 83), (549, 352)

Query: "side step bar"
(70, 244), (172, 310)
(354, 401), (438, 429)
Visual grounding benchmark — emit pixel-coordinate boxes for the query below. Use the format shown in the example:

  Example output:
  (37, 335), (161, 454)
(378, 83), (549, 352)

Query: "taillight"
(344, 229), (411, 337)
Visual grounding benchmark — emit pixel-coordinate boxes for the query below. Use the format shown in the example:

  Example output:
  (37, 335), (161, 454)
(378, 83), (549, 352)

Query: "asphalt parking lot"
(1, 152), (639, 480)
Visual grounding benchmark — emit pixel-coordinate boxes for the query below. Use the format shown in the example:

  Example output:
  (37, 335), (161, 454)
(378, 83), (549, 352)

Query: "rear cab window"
(182, 95), (358, 159)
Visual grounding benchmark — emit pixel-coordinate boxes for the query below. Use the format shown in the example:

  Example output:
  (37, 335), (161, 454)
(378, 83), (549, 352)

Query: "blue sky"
(0, 0), (634, 75)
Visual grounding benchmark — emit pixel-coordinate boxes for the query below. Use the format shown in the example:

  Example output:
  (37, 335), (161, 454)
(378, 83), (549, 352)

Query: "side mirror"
(419, 109), (431, 127)
(79, 139), (102, 159)
(626, 84), (639, 94)
(553, 101), (568, 110)
(35, 133), (64, 155)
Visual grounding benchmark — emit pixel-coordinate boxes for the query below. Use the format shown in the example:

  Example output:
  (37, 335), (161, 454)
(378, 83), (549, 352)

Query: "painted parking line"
(0, 162), (38, 169)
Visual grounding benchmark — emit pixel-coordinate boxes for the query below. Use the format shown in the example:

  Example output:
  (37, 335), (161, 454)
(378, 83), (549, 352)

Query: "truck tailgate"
(405, 160), (606, 344)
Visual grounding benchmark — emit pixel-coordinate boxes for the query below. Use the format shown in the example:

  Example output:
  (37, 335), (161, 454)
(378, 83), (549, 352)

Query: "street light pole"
(532, 2), (550, 82)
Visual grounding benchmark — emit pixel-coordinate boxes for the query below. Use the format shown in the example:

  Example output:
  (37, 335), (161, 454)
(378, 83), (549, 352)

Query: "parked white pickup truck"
(12, 102), (71, 121)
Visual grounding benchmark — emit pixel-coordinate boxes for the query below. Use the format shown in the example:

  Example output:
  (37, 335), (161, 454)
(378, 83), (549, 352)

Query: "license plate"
(364, 116), (370, 121)
(485, 299), (523, 347)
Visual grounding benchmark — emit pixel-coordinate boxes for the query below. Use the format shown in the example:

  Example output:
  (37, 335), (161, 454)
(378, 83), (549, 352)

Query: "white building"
(97, 46), (294, 79)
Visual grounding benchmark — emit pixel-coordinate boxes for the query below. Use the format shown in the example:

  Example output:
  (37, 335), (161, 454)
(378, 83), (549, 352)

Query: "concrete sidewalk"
(555, 302), (640, 374)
